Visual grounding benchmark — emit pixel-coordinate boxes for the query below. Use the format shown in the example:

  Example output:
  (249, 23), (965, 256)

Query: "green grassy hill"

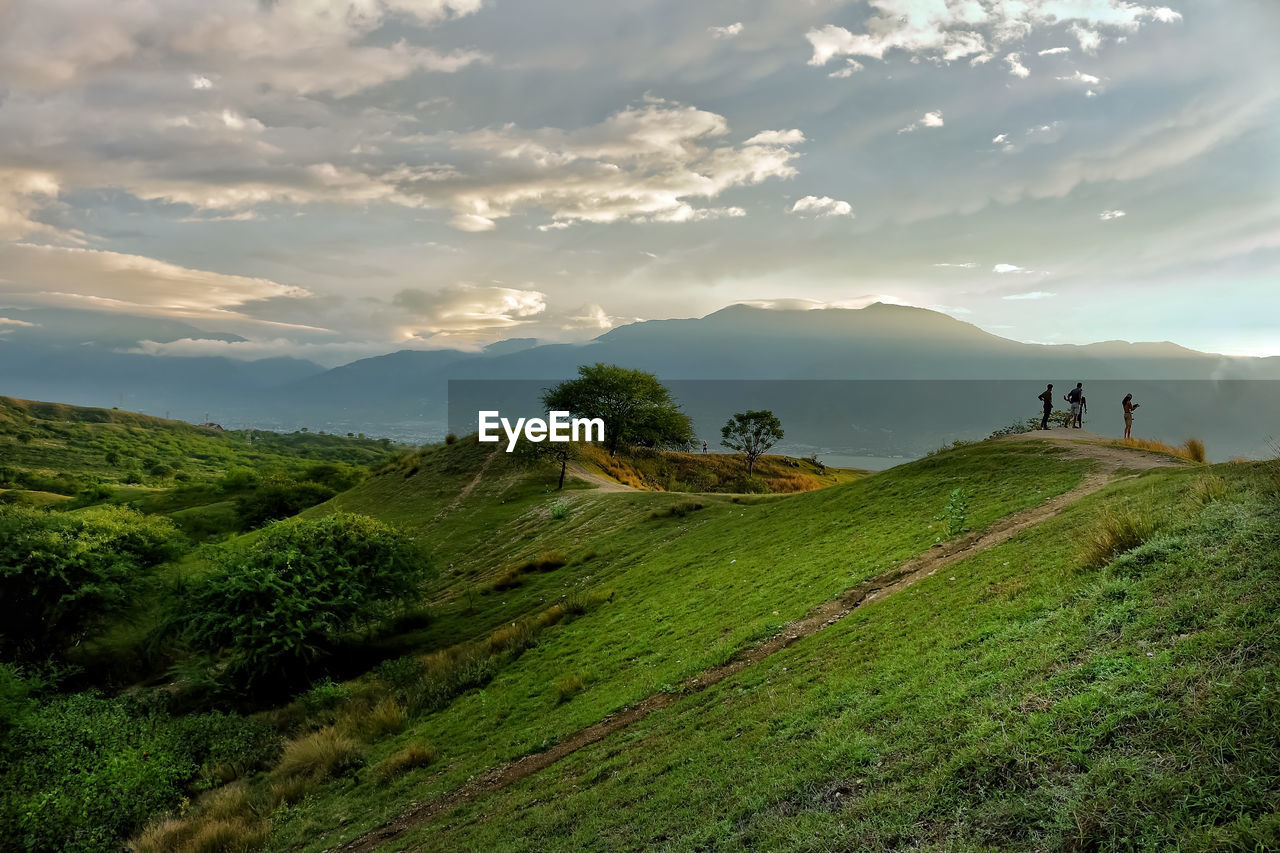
(265, 437), (1279, 852)
(0, 395), (398, 536)
(5, 402), (1278, 852)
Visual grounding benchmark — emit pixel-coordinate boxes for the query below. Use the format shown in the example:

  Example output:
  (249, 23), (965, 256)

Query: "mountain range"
(3, 303), (1277, 451)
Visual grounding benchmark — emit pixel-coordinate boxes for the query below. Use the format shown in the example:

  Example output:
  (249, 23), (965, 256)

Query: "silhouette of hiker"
(1123, 393), (1140, 438)
(1038, 384), (1054, 429)
(1065, 382), (1084, 428)
(702, 440), (708, 454)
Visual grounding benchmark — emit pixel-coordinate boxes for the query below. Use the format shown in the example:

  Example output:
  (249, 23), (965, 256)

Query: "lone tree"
(721, 410), (784, 478)
(543, 363), (694, 456)
(512, 436), (580, 490)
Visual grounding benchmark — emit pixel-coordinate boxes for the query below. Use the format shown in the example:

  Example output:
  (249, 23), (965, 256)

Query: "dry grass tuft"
(181, 818), (270, 853)
(355, 698), (408, 740)
(553, 673), (585, 704)
(272, 726), (363, 781)
(129, 785), (268, 853)
(198, 782), (256, 822)
(268, 776), (317, 807)
(483, 620), (537, 656)
(373, 742), (439, 784)
(1085, 505), (1156, 567)
(1192, 474), (1227, 505)
(1111, 436), (1207, 463)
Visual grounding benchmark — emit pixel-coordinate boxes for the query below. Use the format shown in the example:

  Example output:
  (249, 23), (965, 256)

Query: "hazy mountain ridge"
(3, 303), (1277, 435)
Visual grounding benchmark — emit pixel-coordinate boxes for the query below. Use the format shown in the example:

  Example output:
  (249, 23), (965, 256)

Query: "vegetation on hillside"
(2, 391), (1272, 853)
(0, 395), (398, 539)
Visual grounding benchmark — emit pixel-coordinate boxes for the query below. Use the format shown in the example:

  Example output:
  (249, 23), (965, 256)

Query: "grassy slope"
(267, 440), (1092, 850)
(577, 445), (865, 493)
(0, 395), (394, 493)
(389, 462), (1280, 852)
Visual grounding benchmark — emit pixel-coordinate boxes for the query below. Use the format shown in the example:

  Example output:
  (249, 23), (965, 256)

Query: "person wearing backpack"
(1038, 384), (1054, 429)
(1065, 382), (1084, 428)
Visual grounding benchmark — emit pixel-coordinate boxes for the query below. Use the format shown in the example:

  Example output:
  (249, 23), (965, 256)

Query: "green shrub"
(0, 505), (184, 660)
(178, 514), (428, 690)
(234, 478), (335, 529)
(0, 691), (277, 853)
(938, 487), (970, 536)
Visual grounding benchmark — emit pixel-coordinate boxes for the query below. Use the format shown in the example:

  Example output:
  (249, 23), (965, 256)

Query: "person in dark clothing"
(1038, 384), (1054, 429)
(1066, 382), (1084, 428)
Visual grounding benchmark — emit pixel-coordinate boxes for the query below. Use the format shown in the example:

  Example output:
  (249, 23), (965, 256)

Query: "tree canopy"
(542, 363), (694, 456)
(721, 410), (785, 477)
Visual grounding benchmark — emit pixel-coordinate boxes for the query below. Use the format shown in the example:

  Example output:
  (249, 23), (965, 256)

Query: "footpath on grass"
(335, 435), (1185, 853)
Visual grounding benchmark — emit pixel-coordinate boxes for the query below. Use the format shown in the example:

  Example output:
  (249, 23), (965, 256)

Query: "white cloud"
(708, 22), (743, 39)
(899, 111), (944, 133)
(562, 304), (625, 331)
(1004, 52), (1030, 78)
(1003, 291), (1055, 299)
(1038, 46), (1071, 55)
(744, 129), (806, 145)
(1071, 24), (1102, 53)
(437, 102), (803, 229)
(0, 169), (68, 241)
(992, 133), (1009, 144)
(993, 263), (1026, 273)
(789, 196), (854, 218)
(0, 317), (39, 328)
(1099, 209), (1127, 220)
(392, 284), (547, 337)
(1058, 69), (1101, 85)
(933, 262), (978, 268)
(805, 0), (1183, 68)
(828, 59), (865, 78)
(0, 242), (313, 324)
(450, 214), (497, 232)
(190, 74), (214, 90)
(0, 0), (487, 97)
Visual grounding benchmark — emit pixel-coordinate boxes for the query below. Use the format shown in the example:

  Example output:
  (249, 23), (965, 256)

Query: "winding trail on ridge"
(335, 435), (1184, 852)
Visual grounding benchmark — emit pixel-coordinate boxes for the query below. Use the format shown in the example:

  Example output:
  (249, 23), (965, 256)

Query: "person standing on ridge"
(1038, 384), (1054, 429)
(1123, 393), (1140, 439)
(1066, 382), (1084, 428)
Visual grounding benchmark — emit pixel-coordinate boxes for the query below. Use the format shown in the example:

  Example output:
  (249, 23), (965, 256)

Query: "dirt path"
(564, 460), (637, 492)
(335, 439), (1183, 853)
(430, 451), (498, 523)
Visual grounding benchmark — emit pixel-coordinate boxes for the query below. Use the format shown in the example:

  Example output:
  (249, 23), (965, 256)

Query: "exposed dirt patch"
(564, 460), (637, 493)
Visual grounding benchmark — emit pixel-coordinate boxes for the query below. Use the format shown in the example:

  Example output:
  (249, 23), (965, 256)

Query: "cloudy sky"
(1, 0), (1277, 364)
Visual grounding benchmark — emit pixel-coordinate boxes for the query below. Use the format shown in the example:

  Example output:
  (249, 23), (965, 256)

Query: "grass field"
(392, 463), (1280, 852)
(4, 396), (1278, 853)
